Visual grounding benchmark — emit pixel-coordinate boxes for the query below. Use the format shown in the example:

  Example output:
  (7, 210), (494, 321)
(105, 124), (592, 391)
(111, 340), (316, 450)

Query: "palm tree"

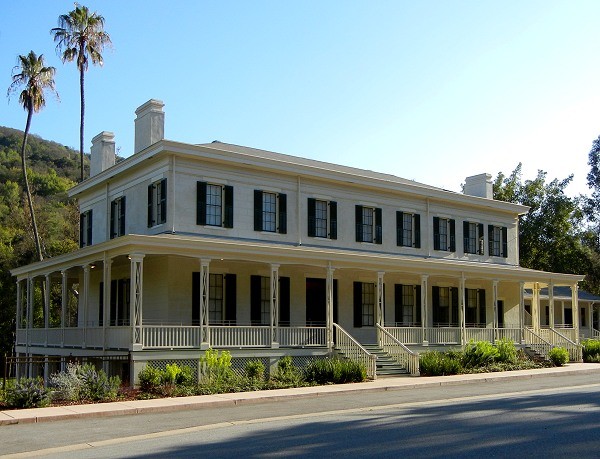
(7, 51), (58, 262)
(51, 4), (111, 182)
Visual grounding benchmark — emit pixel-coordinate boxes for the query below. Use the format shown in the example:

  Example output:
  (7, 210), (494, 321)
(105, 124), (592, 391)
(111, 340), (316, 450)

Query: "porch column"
(44, 274), (50, 346)
(61, 270), (67, 347)
(532, 282), (541, 332)
(199, 258), (210, 349)
(376, 272), (385, 345)
(26, 275), (32, 361)
(519, 281), (525, 343)
(548, 281), (555, 329)
(270, 264), (280, 348)
(458, 274), (467, 346)
(421, 275), (429, 345)
(589, 302), (594, 337)
(103, 257), (112, 350)
(16, 279), (21, 331)
(492, 280), (499, 341)
(82, 265), (91, 348)
(326, 265), (335, 350)
(572, 283), (580, 344)
(129, 254), (145, 350)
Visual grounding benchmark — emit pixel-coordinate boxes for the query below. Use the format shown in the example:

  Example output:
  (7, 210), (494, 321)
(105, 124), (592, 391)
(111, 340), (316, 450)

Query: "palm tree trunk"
(79, 65), (85, 182)
(21, 106), (44, 262)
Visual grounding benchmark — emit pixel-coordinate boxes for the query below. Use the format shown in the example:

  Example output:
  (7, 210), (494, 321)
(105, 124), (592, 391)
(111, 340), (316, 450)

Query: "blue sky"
(2, 1), (600, 196)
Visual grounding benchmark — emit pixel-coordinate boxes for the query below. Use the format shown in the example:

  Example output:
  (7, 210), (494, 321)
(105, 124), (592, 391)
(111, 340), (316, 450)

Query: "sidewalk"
(2, 363), (599, 426)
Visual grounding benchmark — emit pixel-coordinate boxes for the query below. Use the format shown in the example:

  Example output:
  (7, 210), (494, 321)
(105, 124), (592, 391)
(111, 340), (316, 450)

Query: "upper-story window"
(488, 225), (508, 258)
(197, 182), (234, 228)
(464, 221), (484, 255)
(396, 211), (420, 248)
(110, 197), (126, 239)
(254, 190), (287, 233)
(79, 209), (93, 247)
(307, 198), (337, 239)
(433, 217), (455, 251)
(147, 178), (167, 227)
(355, 205), (382, 244)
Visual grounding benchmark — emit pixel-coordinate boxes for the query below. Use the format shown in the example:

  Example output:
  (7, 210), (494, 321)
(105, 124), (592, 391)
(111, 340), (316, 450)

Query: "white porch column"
(270, 264), (280, 348)
(61, 270), (67, 347)
(492, 280), (499, 341)
(589, 302), (594, 337)
(129, 254), (145, 350)
(44, 274), (50, 346)
(82, 265), (91, 348)
(16, 279), (22, 331)
(532, 282), (541, 332)
(519, 281), (525, 343)
(199, 258), (210, 349)
(326, 265), (335, 350)
(103, 257), (112, 350)
(548, 282), (555, 329)
(26, 276), (32, 358)
(421, 275), (429, 345)
(459, 275), (466, 346)
(572, 283), (580, 344)
(376, 272), (385, 345)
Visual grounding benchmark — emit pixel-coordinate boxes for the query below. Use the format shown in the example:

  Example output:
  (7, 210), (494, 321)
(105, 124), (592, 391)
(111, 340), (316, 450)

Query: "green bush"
(138, 366), (163, 394)
(49, 363), (83, 401)
(549, 347), (569, 366)
(163, 364), (194, 386)
(495, 338), (517, 364)
(200, 349), (234, 382)
(582, 339), (600, 363)
(6, 378), (50, 408)
(463, 340), (499, 368)
(244, 360), (265, 380)
(77, 364), (120, 401)
(303, 358), (366, 384)
(419, 351), (462, 376)
(271, 356), (304, 386)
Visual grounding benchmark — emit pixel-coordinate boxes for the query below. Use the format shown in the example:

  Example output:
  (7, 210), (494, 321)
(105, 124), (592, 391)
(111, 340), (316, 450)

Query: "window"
(192, 273), (237, 325)
(110, 197), (126, 239)
(465, 288), (486, 326)
(433, 217), (455, 251)
(395, 284), (421, 326)
(463, 221), (484, 255)
(355, 205), (382, 244)
(488, 225), (508, 258)
(254, 190), (287, 233)
(307, 198), (337, 239)
(432, 286), (458, 326)
(362, 283), (375, 326)
(397, 212), (421, 248)
(108, 279), (130, 326)
(79, 209), (93, 247)
(209, 273), (224, 323)
(197, 182), (233, 227)
(250, 275), (290, 326)
(147, 178), (167, 227)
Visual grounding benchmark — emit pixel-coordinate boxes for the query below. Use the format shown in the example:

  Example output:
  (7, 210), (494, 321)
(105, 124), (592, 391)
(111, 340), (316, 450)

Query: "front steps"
(362, 344), (410, 377)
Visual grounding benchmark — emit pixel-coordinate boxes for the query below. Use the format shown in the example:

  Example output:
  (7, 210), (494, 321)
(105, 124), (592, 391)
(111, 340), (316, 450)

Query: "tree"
(51, 4), (111, 182)
(7, 51), (58, 262)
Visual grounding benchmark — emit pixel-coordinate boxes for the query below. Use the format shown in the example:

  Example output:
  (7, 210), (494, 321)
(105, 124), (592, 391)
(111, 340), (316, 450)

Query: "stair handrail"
(377, 324), (420, 376)
(524, 327), (553, 360)
(593, 328), (600, 339)
(548, 328), (582, 362)
(333, 323), (377, 380)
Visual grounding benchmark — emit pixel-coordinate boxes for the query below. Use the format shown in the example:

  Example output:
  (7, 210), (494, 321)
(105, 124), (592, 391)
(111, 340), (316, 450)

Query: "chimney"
(90, 131), (116, 177)
(134, 99), (164, 154)
(464, 173), (493, 199)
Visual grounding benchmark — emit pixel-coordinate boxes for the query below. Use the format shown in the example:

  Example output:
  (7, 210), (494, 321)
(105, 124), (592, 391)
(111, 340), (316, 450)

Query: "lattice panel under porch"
(230, 357), (271, 378)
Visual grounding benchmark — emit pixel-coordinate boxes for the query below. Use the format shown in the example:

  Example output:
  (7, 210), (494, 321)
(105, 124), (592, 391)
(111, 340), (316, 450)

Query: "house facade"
(11, 100), (591, 382)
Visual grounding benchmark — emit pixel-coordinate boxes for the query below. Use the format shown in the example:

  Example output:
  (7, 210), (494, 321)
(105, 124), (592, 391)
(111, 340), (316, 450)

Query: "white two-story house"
(11, 99), (593, 382)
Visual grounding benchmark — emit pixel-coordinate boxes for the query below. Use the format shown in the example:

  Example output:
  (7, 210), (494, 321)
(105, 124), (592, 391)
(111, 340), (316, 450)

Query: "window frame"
(148, 178), (167, 228)
(254, 190), (287, 234)
(433, 217), (455, 252)
(110, 196), (126, 239)
(79, 209), (93, 247)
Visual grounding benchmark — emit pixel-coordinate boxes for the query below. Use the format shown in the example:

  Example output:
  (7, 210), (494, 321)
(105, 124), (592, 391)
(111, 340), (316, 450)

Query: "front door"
(306, 278), (338, 326)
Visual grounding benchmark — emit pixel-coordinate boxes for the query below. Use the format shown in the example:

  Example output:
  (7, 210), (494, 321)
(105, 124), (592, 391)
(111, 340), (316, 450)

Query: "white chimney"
(90, 131), (116, 177)
(464, 173), (493, 199)
(134, 99), (164, 154)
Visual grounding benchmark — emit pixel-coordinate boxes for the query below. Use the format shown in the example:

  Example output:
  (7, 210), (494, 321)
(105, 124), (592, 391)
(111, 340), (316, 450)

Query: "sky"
(2, 1), (600, 196)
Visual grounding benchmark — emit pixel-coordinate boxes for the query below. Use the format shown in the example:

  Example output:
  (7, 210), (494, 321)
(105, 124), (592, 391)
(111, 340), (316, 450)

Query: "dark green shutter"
(451, 287), (459, 326)
(449, 219), (456, 252)
(329, 201), (337, 239)
(250, 275), (262, 324)
(197, 181), (207, 225)
(355, 205), (363, 242)
(395, 284), (403, 325)
(79, 214), (84, 248)
(375, 208), (382, 244)
(333, 279), (339, 324)
(110, 279), (117, 326)
(110, 201), (116, 239)
(192, 272), (199, 326)
(415, 285), (422, 324)
(478, 289), (486, 325)
(478, 223), (484, 254)
(502, 227), (508, 258)
(120, 197), (126, 236)
(307, 198), (316, 237)
(353, 282), (362, 328)
(225, 274), (236, 324)
(279, 277), (290, 326)
(488, 225), (494, 255)
(224, 185), (234, 228)
(397, 212), (404, 246)
(278, 193), (287, 234)
(99, 282), (104, 326)
(254, 190), (263, 231)
(147, 184), (154, 227)
(86, 210), (92, 246)
(159, 179), (167, 224)
(433, 216), (440, 250)
(463, 221), (470, 253)
(414, 214), (421, 248)
(432, 286), (440, 324)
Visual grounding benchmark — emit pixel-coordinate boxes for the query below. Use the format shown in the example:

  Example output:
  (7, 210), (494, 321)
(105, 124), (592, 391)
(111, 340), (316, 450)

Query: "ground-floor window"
(465, 288), (486, 327)
(353, 282), (375, 327)
(432, 286), (458, 326)
(209, 274), (224, 324)
(394, 284), (421, 326)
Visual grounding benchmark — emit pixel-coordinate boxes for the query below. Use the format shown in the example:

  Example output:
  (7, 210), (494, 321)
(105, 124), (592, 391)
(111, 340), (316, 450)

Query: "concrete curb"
(2, 363), (599, 426)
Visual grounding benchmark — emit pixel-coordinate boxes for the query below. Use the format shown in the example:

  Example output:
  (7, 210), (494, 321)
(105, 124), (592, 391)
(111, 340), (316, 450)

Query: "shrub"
(463, 340), (499, 368)
(582, 339), (600, 363)
(549, 347), (569, 366)
(245, 360), (265, 380)
(163, 364), (194, 386)
(6, 378), (50, 408)
(495, 338), (517, 364)
(200, 349), (234, 382)
(419, 351), (462, 376)
(271, 356), (303, 386)
(303, 358), (366, 384)
(138, 366), (163, 394)
(77, 364), (120, 401)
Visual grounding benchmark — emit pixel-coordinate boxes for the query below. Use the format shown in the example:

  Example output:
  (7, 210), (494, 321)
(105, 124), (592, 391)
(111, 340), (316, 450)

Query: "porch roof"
(524, 286), (600, 302)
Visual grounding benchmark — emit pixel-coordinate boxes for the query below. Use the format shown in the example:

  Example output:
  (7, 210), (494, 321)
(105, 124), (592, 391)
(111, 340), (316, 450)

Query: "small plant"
(548, 347), (569, 366)
(49, 363), (82, 401)
(244, 360), (265, 380)
(582, 339), (600, 363)
(138, 366), (163, 394)
(6, 378), (50, 408)
(303, 358), (366, 384)
(200, 349), (234, 382)
(419, 351), (462, 376)
(495, 338), (517, 364)
(77, 364), (120, 401)
(271, 356), (303, 386)
(463, 340), (499, 368)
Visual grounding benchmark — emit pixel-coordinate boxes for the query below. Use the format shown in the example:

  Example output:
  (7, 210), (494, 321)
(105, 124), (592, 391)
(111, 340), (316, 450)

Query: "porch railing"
(210, 326), (271, 348)
(333, 323), (376, 379)
(63, 328), (84, 348)
(427, 327), (461, 344)
(464, 328), (495, 343)
(143, 325), (202, 349)
(539, 328), (582, 362)
(495, 328), (522, 342)
(105, 327), (131, 350)
(524, 327), (552, 360)
(377, 324), (419, 376)
(593, 328), (600, 339)
(279, 327), (326, 347)
(383, 327), (421, 345)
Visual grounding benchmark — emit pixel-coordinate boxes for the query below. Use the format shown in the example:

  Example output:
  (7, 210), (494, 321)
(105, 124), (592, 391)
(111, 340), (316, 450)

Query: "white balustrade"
(143, 326), (201, 349)
(384, 327), (422, 344)
(210, 326), (271, 348)
(333, 323), (377, 379)
(279, 327), (326, 347)
(377, 325), (419, 376)
(464, 328), (495, 343)
(593, 328), (600, 339)
(524, 327), (552, 359)
(496, 328), (522, 342)
(427, 327), (461, 344)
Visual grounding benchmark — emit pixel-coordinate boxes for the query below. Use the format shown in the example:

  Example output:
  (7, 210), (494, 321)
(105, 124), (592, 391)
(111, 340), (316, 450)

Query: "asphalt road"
(2, 373), (600, 458)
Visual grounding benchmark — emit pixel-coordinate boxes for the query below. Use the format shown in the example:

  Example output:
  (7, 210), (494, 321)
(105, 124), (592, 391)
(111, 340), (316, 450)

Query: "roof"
(524, 286), (600, 302)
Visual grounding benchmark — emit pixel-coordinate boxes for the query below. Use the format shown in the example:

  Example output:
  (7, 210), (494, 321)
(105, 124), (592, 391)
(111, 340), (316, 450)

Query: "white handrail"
(377, 324), (419, 376)
(524, 327), (552, 360)
(547, 328), (582, 362)
(333, 323), (377, 379)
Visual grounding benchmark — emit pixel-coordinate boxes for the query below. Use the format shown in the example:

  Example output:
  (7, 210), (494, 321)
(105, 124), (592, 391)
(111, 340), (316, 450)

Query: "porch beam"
(270, 264), (280, 348)
(548, 281), (555, 329)
(421, 275), (428, 345)
(572, 283), (579, 344)
(129, 254), (145, 350)
(326, 265), (335, 351)
(459, 274), (466, 346)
